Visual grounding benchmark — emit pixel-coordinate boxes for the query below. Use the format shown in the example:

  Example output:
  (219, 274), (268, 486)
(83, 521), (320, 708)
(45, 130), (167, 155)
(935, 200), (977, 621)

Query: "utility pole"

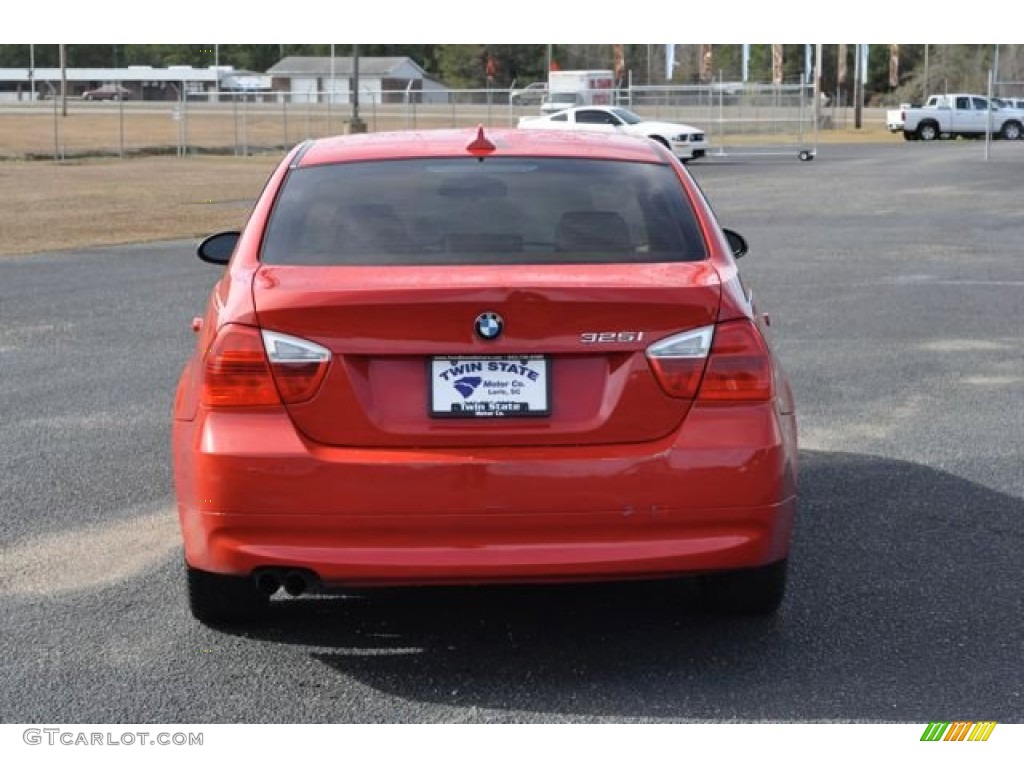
(348, 43), (366, 133)
(853, 44), (862, 129)
(352, 44), (359, 124)
(60, 43), (67, 117)
(994, 44), (1000, 93)
(328, 43), (334, 134)
(812, 43), (822, 129)
(985, 65), (993, 160)
(923, 44), (929, 98)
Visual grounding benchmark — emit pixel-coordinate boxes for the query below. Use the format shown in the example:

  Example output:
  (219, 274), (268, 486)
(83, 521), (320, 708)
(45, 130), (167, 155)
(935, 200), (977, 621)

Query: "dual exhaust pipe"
(255, 568), (317, 597)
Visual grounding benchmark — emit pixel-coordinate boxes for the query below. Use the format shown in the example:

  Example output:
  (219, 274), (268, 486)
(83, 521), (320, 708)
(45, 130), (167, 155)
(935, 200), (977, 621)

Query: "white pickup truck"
(887, 104), (911, 132)
(901, 93), (1024, 141)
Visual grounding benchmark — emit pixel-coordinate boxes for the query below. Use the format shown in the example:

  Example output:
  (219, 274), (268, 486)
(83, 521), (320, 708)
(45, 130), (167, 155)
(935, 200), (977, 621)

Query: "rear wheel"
(903, 130), (917, 141)
(917, 122), (940, 141)
(187, 564), (268, 626)
(1001, 121), (1022, 140)
(700, 558), (788, 615)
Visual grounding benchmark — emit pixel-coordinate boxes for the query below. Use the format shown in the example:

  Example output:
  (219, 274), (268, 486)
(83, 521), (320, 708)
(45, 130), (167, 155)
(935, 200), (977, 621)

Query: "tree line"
(1, 44), (1020, 104)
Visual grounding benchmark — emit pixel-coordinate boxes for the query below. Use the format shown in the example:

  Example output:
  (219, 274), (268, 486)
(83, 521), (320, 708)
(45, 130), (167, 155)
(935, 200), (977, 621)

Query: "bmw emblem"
(474, 312), (503, 341)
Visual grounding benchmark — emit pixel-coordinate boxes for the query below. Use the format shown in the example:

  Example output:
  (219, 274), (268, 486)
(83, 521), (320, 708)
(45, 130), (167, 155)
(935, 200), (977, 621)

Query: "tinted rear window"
(260, 157), (707, 266)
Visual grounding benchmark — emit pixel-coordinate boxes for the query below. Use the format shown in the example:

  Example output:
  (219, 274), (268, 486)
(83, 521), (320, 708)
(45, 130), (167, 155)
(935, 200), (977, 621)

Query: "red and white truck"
(540, 70), (616, 115)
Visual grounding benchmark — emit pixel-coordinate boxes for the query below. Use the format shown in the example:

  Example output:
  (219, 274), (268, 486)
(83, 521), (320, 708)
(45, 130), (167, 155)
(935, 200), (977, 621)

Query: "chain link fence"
(0, 84), (855, 161)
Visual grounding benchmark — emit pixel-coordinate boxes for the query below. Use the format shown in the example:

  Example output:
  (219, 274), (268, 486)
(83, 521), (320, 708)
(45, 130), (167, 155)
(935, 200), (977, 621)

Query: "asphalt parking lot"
(1, 140), (1021, 723)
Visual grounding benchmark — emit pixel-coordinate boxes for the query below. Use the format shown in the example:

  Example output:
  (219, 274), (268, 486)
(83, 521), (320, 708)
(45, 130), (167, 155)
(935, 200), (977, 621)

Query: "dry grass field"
(0, 155), (282, 256)
(0, 104), (895, 257)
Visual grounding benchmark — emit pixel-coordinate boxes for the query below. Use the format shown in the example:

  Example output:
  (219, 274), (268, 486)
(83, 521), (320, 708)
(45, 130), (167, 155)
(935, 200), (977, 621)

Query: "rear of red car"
(173, 128), (797, 625)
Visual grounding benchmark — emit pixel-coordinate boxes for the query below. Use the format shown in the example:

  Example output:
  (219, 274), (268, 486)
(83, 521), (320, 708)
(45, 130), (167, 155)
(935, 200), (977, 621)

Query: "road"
(1, 141), (1021, 723)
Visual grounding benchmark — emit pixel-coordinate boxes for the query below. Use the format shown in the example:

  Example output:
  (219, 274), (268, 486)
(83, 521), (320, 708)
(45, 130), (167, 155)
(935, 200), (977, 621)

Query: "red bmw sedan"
(173, 126), (798, 625)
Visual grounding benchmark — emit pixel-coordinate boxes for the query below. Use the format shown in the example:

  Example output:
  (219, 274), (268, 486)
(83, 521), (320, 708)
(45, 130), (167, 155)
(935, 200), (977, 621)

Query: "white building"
(0, 65), (227, 101)
(267, 56), (449, 104)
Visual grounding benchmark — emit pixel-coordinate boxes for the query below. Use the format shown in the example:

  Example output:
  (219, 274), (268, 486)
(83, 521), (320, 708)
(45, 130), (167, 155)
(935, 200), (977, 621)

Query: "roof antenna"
(466, 125), (496, 159)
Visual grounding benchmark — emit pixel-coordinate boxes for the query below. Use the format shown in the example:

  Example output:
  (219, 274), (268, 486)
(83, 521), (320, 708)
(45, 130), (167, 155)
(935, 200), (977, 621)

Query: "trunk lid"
(252, 262), (721, 448)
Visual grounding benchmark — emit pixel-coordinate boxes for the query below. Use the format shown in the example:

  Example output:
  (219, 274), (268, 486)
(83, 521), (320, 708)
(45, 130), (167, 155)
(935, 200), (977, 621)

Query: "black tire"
(903, 130), (917, 141)
(700, 558), (788, 615)
(917, 121), (940, 141)
(1001, 121), (1022, 141)
(187, 564), (268, 626)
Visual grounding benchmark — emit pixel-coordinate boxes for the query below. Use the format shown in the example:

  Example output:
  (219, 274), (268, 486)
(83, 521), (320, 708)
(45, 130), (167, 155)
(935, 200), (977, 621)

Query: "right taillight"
(646, 320), (773, 402)
(697, 319), (773, 402)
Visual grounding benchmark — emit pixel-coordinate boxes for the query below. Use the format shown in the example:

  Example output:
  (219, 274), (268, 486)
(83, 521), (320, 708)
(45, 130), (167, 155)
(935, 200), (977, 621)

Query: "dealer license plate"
(429, 355), (550, 418)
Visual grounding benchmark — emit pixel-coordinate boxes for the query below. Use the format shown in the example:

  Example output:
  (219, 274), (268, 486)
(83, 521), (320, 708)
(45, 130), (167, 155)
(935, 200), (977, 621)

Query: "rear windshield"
(260, 157), (708, 266)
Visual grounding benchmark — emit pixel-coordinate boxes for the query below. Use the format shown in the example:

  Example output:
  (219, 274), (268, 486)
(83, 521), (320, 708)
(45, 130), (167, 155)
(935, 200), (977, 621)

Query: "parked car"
(509, 82), (547, 105)
(519, 105), (708, 161)
(82, 84), (132, 101)
(175, 126), (797, 626)
(901, 93), (1023, 141)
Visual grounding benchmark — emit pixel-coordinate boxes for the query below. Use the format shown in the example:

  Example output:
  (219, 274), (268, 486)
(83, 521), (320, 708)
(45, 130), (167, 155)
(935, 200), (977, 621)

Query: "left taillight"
(201, 325), (330, 407)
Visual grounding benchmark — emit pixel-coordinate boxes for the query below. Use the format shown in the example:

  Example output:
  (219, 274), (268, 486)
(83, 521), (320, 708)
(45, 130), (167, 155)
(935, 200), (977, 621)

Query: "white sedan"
(518, 106), (708, 161)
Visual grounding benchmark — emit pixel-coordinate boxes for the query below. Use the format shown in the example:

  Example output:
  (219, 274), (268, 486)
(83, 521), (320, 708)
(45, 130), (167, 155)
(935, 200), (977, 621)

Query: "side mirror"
(197, 231), (240, 265)
(723, 228), (749, 259)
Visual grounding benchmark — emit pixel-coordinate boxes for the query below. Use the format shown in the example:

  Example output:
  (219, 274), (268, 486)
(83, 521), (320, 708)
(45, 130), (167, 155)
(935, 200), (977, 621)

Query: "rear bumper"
(174, 403), (797, 586)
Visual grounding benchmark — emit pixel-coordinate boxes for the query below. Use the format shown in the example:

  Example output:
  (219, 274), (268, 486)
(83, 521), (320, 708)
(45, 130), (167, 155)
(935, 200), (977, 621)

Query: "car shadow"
(221, 450), (1023, 721)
